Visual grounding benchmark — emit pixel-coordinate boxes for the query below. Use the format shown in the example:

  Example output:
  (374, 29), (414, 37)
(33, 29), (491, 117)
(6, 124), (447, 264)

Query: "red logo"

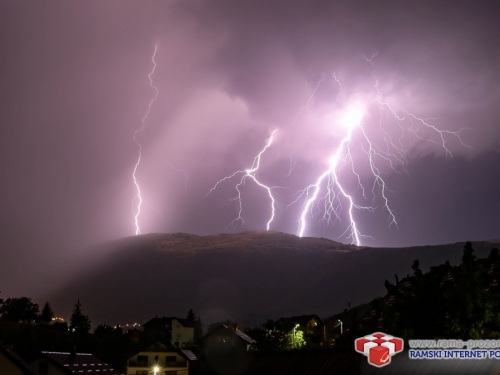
(355, 332), (404, 367)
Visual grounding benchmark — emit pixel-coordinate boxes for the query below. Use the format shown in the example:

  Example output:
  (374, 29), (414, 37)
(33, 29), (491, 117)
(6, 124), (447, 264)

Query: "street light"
(338, 319), (343, 335)
(153, 366), (159, 375)
(292, 324), (300, 348)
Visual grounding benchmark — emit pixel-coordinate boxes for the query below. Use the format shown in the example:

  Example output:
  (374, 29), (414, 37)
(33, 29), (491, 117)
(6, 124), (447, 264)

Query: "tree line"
(362, 242), (500, 341)
(0, 295), (90, 333)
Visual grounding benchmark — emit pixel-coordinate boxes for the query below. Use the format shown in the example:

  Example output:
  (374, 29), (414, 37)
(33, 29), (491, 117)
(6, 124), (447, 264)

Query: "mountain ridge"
(49, 231), (500, 329)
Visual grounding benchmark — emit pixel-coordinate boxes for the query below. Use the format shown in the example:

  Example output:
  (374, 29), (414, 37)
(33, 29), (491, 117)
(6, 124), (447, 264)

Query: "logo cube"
(354, 332), (404, 368)
(389, 338), (404, 352)
(369, 345), (391, 367)
(355, 338), (370, 353)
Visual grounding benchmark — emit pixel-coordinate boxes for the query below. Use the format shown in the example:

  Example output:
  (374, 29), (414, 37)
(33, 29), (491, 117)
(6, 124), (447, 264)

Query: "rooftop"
(41, 351), (123, 375)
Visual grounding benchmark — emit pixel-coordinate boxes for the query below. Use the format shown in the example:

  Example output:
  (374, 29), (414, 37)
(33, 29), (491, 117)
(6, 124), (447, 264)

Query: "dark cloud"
(0, 1), (499, 302)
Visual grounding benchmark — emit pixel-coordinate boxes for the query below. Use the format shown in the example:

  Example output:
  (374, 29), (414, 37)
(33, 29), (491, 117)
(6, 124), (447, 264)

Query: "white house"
(126, 342), (197, 375)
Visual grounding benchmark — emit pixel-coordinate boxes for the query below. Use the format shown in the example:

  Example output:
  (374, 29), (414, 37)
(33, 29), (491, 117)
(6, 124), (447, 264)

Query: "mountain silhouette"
(49, 231), (500, 328)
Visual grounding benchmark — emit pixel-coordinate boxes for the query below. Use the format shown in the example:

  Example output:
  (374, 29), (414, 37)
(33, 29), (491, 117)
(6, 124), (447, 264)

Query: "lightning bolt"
(363, 52), (378, 66)
(292, 77), (325, 124)
(169, 162), (188, 191)
(294, 73), (470, 246)
(206, 130), (279, 231)
(132, 45), (159, 235)
(296, 105), (377, 245)
(285, 156), (299, 178)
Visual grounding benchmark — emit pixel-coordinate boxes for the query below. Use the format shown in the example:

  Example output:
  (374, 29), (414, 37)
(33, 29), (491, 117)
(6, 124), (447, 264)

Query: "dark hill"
(50, 231), (500, 328)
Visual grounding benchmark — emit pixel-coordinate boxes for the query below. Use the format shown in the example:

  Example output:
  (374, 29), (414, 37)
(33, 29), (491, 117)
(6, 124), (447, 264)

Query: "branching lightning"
(285, 156), (299, 178)
(295, 105), (378, 245)
(293, 72), (470, 245)
(177, 51), (470, 245)
(363, 52), (378, 66)
(292, 77), (325, 124)
(132, 45), (159, 235)
(206, 130), (280, 230)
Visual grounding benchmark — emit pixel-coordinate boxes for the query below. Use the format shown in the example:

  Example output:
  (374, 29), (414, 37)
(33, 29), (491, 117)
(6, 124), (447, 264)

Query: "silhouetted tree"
(94, 324), (114, 337)
(187, 309), (195, 323)
(445, 242), (490, 339)
(114, 325), (123, 336)
(39, 302), (54, 323)
(0, 297), (39, 323)
(247, 321), (287, 352)
(69, 299), (91, 334)
(412, 259), (423, 278)
(186, 309), (203, 342)
(462, 241), (476, 267)
(373, 243), (500, 340)
(384, 279), (396, 294)
(489, 248), (500, 263)
(194, 316), (203, 342)
(52, 321), (68, 331)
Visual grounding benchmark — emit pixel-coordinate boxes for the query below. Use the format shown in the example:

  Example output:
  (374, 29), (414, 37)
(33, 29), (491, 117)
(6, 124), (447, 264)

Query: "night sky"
(1, 1), (499, 300)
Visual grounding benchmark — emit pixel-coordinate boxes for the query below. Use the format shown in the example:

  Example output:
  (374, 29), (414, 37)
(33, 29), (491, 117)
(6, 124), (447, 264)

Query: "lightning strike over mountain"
(294, 74), (470, 245)
(295, 104), (377, 245)
(132, 45), (159, 235)
(206, 130), (279, 231)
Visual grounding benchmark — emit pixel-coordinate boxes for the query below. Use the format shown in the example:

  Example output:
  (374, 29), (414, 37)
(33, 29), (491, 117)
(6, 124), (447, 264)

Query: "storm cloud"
(1, 0), (499, 300)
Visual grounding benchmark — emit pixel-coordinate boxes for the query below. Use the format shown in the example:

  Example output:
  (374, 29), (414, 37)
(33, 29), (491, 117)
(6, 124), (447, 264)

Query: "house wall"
(126, 351), (188, 375)
(0, 351), (28, 375)
(305, 317), (320, 334)
(303, 317), (326, 343)
(171, 319), (194, 348)
(200, 328), (253, 375)
(202, 329), (248, 358)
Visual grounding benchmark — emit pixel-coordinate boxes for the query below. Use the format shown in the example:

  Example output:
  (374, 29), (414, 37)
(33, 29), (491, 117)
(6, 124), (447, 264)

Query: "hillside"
(49, 231), (500, 328)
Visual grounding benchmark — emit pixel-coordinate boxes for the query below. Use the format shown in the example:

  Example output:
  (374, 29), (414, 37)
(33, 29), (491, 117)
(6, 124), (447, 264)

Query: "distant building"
(126, 342), (197, 375)
(276, 315), (326, 345)
(0, 344), (37, 375)
(198, 324), (257, 375)
(143, 316), (194, 348)
(30, 351), (122, 375)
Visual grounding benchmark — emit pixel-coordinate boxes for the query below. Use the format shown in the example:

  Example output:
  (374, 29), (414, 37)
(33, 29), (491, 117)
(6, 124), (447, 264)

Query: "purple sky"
(1, 0), (500, 300)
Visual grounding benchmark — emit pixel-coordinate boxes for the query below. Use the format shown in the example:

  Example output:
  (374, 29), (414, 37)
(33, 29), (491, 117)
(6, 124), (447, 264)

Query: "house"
(198, 324), (256, 375)
(126, 341), (197, 375)
(0, 344), (37, 375)
(200, 324), (257, 355)
(143, 317), (194, 348)
(276, 315), (326, 345)
(30, 351), (122, 375)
